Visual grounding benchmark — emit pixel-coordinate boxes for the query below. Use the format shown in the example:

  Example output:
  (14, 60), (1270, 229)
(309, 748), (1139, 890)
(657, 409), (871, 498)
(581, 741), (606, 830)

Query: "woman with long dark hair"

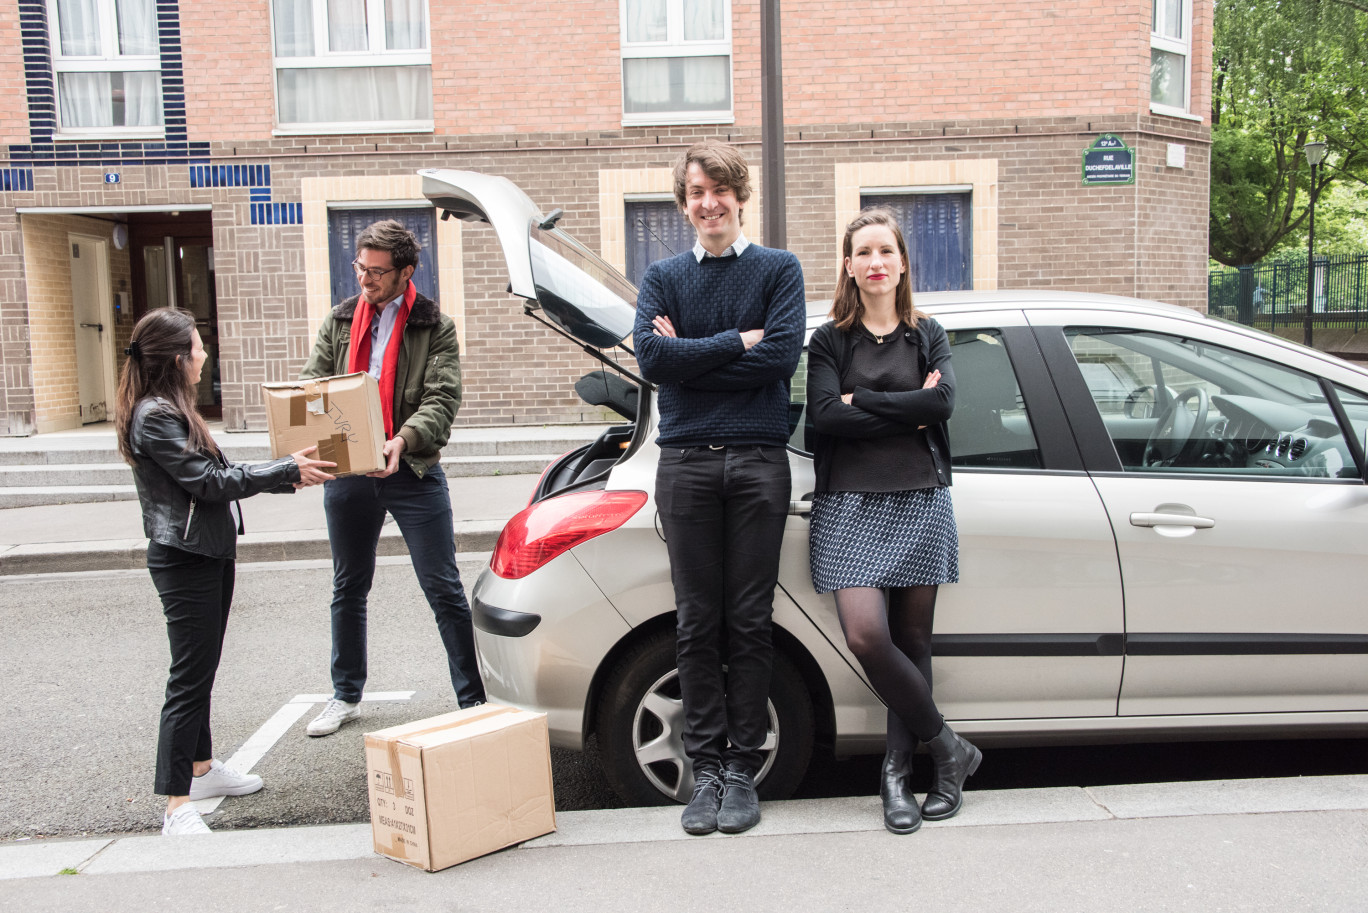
(115, 308), (334, 835)
(806, 208), (981, 834)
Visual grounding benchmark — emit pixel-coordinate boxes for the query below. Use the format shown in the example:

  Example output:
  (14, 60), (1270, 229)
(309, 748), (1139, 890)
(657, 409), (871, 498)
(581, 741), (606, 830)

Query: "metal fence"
(1209, 253), (1368, 331)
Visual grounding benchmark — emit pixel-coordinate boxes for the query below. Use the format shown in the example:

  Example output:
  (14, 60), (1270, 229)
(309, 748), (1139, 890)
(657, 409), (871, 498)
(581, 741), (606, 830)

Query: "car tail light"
(490, 490), (648, 579)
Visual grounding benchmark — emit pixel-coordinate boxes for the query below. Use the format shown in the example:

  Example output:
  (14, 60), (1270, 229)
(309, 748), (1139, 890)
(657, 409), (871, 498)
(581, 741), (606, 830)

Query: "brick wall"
(0, 1), (24, 147)
(0, 205), (31, 435)
(179, 0), (277, 141)
(0, 0), (1212, 433)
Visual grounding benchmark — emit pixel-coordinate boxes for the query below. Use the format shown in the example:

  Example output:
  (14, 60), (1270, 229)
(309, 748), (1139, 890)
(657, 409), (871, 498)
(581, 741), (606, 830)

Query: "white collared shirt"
(692, 232), (750, 263)
(367, 295), (404, 379)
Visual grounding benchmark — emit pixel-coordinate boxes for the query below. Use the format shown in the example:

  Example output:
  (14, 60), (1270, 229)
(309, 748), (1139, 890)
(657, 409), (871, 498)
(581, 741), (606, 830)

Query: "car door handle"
(1129, 512), (1215, 529)
(789, 495), (813, 517)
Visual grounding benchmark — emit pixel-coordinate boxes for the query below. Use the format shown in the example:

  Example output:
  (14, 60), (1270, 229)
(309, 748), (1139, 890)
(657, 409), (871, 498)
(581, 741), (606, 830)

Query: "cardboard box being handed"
(365, 705), (557, 871)
(261, 373), (385, 477)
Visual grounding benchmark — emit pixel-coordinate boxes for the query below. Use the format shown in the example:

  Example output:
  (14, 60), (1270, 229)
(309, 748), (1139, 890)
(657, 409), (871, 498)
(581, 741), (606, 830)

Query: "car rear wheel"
(595, 628), (814, 806)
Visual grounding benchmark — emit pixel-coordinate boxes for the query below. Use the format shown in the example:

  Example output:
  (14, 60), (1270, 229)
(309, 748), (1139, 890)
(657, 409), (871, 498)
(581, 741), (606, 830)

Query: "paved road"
(5, 558), (1365, 841)
(0, 557), (628, 841)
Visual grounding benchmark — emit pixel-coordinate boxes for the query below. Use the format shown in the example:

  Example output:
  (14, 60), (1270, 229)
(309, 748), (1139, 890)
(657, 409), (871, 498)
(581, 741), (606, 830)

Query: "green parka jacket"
(300, 290), (461, 478)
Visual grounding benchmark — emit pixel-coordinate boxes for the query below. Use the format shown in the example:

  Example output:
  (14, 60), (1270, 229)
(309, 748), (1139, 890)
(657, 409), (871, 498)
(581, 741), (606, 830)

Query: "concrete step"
(0, 519), (503, 575)
(0, 436), (593, 466)
(0, 486), (139, 509)
(0, 463), (135, 487)
(0, 453), (564, 489)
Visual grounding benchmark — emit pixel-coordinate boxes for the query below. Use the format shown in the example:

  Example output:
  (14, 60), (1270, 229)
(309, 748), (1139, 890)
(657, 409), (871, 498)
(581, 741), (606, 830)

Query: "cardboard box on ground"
(261, 373), (385, 477)
(364, 705), (557, 872)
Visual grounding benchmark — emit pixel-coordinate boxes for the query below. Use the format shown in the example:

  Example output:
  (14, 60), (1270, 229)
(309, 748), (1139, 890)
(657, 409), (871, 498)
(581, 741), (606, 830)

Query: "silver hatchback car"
(423, 169), (1368, 806)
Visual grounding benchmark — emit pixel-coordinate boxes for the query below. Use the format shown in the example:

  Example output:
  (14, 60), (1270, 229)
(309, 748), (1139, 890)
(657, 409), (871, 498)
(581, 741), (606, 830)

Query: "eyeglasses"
(352, 260), (399, 281)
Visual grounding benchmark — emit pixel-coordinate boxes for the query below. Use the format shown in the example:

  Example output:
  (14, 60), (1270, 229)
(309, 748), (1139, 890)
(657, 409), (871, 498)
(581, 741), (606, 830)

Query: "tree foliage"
(1210, 0), (1368, 265)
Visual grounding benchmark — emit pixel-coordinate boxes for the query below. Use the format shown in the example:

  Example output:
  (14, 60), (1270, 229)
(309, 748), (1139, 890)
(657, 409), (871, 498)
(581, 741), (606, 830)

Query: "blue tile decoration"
(1, 169), (34, 191)
(186, 162), (298, 226)
(9, 0), (209, 166)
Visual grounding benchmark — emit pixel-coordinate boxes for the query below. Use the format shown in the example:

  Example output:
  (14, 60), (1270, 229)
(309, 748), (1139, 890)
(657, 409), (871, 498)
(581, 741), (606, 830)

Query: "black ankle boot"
(880, 749), (921, 834)
(921, 722), (982, 821)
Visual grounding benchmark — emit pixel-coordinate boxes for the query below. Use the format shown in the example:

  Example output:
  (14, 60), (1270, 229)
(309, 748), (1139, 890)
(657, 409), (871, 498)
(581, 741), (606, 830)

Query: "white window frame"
(271, 0), (434, 135)
(46, 0), (163, 139)
(1150, 0), (1195, 119)
(619, 0), (733, 127)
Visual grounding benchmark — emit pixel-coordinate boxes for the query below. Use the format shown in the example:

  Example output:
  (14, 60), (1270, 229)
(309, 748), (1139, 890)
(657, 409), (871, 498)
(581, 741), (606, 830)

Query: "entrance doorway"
(69, 233), (115, 424)
(129, 212), (221, 417)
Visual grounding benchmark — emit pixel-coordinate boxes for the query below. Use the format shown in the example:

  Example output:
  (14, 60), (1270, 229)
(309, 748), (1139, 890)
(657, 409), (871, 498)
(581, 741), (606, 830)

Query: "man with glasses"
(300, 219), (484, 737)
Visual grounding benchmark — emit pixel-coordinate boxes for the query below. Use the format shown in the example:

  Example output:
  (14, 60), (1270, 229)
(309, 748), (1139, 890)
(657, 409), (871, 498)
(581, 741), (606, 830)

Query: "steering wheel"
(1144, 386), (1210, 466)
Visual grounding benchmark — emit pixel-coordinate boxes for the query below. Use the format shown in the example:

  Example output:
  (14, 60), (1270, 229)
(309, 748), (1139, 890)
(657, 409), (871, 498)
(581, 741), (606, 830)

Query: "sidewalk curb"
(2, 774), (1365, 881)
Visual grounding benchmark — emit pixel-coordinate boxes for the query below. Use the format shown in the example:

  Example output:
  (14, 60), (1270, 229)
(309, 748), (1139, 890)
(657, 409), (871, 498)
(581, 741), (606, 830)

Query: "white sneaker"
(162, 805), (212, 836)
(188, 759), (263, 801)
(307, 699), (360, 737)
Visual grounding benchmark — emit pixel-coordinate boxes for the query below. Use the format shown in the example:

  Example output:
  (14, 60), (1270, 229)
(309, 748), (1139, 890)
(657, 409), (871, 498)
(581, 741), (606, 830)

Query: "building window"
(47, 0), (163, 134)
(328, 206), (438, 305)
(625, 198), (691, 286)
(620, 0), (732, 125)
(1150, 0), (1190, 114)
(272, 0), (433, 132)
(861, 192), (973, 292)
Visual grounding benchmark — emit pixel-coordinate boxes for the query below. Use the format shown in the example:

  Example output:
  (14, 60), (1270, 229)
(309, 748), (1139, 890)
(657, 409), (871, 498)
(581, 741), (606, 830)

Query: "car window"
(946, 329), (1042, 468)
(789, 327), (1043, 470)
(1067, 327), (1358, 478)
(1333, 383), (1368, 462)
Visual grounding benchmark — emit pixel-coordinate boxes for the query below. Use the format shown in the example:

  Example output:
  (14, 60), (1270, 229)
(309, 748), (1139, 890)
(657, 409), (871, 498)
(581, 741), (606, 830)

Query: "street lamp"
(1302, 140), (1328, 346)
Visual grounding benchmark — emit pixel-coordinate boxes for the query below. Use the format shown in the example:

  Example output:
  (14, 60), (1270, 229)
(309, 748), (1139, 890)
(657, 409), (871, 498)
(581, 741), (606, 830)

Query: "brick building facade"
(0, 0), (1211, 435)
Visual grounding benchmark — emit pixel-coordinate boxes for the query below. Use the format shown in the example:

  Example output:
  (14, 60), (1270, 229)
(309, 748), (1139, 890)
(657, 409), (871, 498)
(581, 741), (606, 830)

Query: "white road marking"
(192, 691), (416, 815)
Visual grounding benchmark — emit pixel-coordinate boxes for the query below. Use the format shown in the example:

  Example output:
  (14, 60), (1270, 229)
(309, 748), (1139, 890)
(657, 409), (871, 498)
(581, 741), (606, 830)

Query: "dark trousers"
(323, 461), (485, 707)
(148, 542), (234, 797)
(655, 445), (791, 776)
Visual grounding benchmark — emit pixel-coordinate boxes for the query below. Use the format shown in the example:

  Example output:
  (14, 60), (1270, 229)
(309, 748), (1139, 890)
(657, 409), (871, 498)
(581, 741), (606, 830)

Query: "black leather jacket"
(130, 398), (301, 559)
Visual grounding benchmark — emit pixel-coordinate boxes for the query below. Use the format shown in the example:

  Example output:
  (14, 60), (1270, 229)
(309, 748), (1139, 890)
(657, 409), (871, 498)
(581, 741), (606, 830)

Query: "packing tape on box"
(383, 739), (412, 860)
(288, 382), (330, 427)
(316, 432), (351, 475)
(384, 831), (409, 860)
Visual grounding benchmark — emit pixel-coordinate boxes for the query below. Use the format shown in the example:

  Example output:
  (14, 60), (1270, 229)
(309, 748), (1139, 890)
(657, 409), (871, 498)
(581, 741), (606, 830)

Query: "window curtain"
(328, 0), (369, 51)
(681, 56), (727, 106)
(385, 0), (426, 49)
(58, 72), (111, 126)
(123, 70), (163, 125)
(273, 0), (315, 56)
(623, 57), (670, 109)
(116, 0), (158, 55)
(59, 70), (162, 127)
(626, 0), (666, 43)
(1150, 49), (1184, 107)
(278, 65), (432, 123)
(56, 0), (101, 55)
(683, 0), (724, 41)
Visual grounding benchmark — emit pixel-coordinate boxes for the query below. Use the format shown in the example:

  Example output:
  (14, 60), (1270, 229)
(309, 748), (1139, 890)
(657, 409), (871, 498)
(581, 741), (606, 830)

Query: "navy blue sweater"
(633, 245), (806, 447)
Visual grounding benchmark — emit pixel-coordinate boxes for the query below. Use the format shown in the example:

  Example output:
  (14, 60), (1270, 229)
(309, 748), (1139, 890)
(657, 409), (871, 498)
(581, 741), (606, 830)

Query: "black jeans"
(655, 445), (791, 776)
(323, 461), (485, 707)
(147, 542), (234, 797)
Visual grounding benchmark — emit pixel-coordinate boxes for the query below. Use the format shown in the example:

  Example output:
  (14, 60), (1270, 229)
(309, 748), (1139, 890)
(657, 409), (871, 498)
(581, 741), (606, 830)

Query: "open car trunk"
(420, 169), (650, 501)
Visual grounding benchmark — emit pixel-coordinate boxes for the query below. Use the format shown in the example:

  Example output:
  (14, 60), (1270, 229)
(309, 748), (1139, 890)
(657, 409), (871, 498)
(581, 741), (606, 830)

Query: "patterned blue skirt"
(809, 488), (959, 594)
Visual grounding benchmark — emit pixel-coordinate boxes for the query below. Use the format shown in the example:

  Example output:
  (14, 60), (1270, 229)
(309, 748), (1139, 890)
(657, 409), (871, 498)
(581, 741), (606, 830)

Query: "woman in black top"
(114, 308), (334, 835)
(806, 208), (981, 834)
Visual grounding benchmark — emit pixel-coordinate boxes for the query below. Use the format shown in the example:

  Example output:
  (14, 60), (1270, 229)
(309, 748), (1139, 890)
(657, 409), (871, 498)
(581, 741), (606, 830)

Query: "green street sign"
(1083, 134), (1135, 185)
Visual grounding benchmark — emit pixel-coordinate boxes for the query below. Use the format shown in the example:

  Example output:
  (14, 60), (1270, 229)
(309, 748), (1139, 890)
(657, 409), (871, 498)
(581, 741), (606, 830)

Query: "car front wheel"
(595, 628), (815, 806)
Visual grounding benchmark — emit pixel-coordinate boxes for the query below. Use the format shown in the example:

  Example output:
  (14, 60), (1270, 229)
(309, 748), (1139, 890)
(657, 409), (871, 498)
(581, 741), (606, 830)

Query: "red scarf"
(346, 280), (416, 439)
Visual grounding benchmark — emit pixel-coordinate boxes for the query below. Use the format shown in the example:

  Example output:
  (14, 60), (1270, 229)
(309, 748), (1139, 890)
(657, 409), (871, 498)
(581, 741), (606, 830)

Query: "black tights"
(835, 585), (943, 750)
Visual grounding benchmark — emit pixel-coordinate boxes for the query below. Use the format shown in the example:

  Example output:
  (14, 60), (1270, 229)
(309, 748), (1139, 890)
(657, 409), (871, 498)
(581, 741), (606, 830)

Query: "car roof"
(804, 289), (1368, 380)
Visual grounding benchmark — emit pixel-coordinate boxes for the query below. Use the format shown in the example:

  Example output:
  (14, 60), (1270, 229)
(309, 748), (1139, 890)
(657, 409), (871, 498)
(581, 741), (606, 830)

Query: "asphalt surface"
(0, 556), (631, 841)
